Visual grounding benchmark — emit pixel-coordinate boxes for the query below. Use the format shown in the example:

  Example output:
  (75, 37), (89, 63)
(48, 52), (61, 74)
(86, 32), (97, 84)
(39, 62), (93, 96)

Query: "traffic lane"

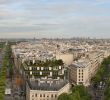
(4, 95), (13, 100)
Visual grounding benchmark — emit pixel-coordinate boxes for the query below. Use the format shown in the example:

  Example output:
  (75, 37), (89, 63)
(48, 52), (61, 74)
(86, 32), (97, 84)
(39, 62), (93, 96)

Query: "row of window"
(31, 67), (49, 70)
(32, 94), (57, 98)
(79, 76), (83, 78)
(32, 99), (50, 100)
(79, 73), (83, 75)
(79, 79), (83, 81)
(32, 71), (59, 74)
(79, 69), (83, 72)
(28, 67), (62, 71)
(31, 72), (58, 76)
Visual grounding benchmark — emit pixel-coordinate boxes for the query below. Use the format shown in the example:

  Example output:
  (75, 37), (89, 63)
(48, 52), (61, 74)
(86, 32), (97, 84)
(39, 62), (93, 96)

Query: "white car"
(5, 88), (11, 95)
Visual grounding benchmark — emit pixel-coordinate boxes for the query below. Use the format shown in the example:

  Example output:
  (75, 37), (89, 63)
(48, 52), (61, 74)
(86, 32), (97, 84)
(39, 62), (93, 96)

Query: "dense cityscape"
(0, 0), (110, 100)
(0, 38), (109, 100)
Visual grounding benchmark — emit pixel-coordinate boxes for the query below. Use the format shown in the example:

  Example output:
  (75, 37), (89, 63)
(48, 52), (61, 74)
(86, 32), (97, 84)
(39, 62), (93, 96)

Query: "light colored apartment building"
(21, 59), (70, 100)
(56, 53), (73, 65)
(69, 52), (104, 86)
(11, 40), (110, 100)
(69, 59), (91, 86)
(26, 81), (70, 100)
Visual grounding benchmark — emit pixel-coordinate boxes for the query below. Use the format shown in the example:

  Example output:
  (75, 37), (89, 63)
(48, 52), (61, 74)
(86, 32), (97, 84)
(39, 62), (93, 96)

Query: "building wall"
(89, 52), (104, 78)
(26, 83), (70, 100)
(69, 52), (104, 86)
(56, 53), (73, 65)
(76, 67), (90, 86)
(69, 67), (77, 85)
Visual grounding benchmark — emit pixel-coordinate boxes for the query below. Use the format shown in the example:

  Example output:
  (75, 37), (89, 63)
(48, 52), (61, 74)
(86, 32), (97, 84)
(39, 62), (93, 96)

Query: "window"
(55, 94), (57, 98)
(82, 79), (83, 81)
(79, 69), (80, 72)
(35, 94), (37, 97)
(79, 76), (80, 78)
(43, 94), (45, 97)
(32, 95), (34, 97)
(79, 79), (80, 81)
(79, 82), (83, 85)
(51, 94), (53, 98)
(40, 94), (42, 97)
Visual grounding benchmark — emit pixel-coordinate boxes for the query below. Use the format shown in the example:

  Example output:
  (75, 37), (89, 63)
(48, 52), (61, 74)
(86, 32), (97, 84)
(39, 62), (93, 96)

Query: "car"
(98, 85), (102, 89)
(103, 82), (105, 86)
(100, 81), (103, 86)
(5, 88), (11, 96)
(101, 86), (105, 90)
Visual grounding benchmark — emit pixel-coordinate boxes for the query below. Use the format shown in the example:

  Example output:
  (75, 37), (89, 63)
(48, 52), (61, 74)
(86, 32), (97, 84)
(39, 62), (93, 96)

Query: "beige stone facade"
(69, 52), (104, 86)
(26, 82), (70, 100)
(56, 53), (73, 65)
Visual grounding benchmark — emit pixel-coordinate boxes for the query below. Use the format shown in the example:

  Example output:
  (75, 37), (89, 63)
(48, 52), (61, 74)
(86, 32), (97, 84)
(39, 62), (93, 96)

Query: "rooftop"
(24, 59), (64, 67)
(72, 59), (91, 68)
(27, 80), (69, 91)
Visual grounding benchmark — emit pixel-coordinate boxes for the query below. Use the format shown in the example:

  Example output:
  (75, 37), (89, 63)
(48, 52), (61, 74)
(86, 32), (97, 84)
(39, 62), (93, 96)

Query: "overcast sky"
(0, 0), (110, 38)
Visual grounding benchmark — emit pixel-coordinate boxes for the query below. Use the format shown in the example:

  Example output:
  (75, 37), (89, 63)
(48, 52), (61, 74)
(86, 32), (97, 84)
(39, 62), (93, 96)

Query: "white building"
(69, 52), (104, 86)
(69, 59), (91, 86)
(26, 81), (70, 100)
(56, 53), (73, 65)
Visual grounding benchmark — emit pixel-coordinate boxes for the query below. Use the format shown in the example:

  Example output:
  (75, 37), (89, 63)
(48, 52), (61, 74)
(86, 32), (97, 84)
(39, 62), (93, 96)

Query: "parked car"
(5, 88), (11, 96)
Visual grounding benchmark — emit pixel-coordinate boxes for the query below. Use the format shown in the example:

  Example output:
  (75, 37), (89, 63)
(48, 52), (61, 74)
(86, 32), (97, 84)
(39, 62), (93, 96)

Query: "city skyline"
(0, 0), (110, 38)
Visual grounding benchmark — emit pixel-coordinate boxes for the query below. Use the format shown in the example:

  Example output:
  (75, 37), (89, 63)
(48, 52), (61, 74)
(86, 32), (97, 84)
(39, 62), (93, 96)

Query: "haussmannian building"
(21, 59), (70, 100)
(69, 52), (104, 86)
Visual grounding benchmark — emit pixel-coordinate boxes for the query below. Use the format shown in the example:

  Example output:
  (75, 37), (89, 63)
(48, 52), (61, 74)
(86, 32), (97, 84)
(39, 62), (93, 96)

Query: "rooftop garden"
(25, 59), (64, 67)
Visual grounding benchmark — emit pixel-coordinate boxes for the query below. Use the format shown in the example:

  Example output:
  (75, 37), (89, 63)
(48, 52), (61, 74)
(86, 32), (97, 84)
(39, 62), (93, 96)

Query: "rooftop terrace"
(24, 59), (64, 67)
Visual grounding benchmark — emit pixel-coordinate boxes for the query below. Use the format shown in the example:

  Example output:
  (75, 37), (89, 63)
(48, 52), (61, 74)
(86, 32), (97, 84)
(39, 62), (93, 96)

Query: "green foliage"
(0, 43), (13, 100)
(58, 93), (70, 100)
(91, 56), (110, 84)
(91, 55), (110, 100)
(71, 91), (81, 100)
(0, 59), (7, 99)
(58, 85), (92, 100)
(105, 74), (110, 99)
(104, 86), (110, 100)
(92, 74), (101, 84)
(26, 59), (64, 67)
(0, 42), (5, 49)
(106, 75), (110, 86)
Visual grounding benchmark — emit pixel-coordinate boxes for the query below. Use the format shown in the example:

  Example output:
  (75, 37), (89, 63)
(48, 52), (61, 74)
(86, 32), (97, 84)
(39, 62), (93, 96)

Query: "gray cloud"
(0, 0), (109, 38)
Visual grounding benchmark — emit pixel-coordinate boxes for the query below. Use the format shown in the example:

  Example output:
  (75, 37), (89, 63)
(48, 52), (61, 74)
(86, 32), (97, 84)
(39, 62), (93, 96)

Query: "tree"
(92, 74), (101, 84)
(107, 75), (110, 86)
(9, 67), (14, 79)
(58, 93), (70, 100)
(71, 91), (81, 100)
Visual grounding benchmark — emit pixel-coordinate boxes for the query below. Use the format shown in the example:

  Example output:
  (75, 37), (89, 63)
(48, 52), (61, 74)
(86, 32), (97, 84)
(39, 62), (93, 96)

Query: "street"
(3, 49), (25, 100)
(89, 65), (110, 100)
